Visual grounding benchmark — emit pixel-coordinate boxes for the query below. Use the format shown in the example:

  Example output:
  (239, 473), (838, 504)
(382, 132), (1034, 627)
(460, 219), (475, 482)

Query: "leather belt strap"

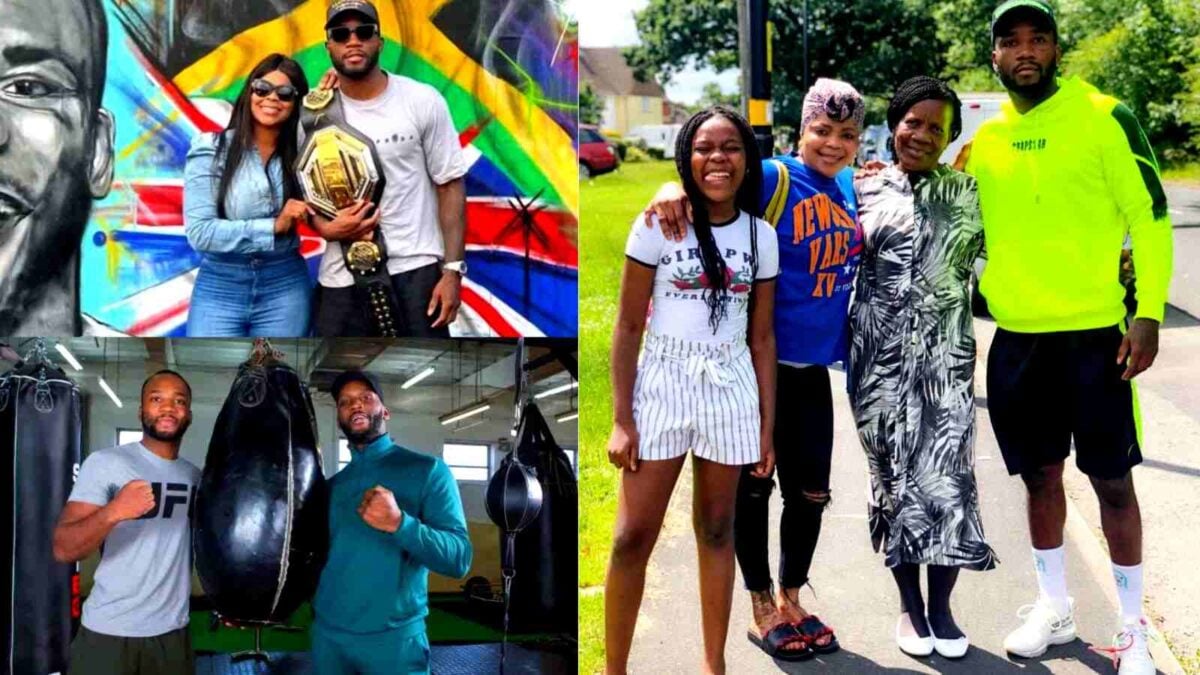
(299, 89), (400, 336)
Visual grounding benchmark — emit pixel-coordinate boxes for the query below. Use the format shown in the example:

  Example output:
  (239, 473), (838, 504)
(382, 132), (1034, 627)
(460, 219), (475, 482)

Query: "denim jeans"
(187, 250), (312, 337)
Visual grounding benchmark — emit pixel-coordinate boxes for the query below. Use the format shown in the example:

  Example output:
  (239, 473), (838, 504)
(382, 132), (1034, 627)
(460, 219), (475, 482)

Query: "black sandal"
(796, 615), (840, 654)
(748, 622), (815, 661)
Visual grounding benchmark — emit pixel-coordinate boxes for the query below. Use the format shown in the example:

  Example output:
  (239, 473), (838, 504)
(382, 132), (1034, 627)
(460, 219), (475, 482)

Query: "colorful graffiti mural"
(81, 0), (577, 336)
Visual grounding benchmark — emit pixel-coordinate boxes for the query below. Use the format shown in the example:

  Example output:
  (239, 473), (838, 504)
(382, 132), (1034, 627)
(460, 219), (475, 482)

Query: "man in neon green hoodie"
(312, 370), (472, 674)
(964, 2), (1172, 672)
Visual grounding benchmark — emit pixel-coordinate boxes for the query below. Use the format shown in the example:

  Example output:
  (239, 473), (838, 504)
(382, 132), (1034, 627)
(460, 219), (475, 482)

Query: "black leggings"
(734, 364), (834, 592)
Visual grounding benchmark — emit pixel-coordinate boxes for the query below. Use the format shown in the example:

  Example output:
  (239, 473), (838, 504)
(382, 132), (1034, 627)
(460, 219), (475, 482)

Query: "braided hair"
(886, 76), (963, 160)
(674, 106), (764, 334)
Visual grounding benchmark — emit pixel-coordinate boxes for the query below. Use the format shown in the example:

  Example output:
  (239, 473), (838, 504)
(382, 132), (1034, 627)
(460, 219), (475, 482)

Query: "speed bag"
(508, 402), (578, 630)
(193, 362), (328, 624)
(0, 363), (82, 675)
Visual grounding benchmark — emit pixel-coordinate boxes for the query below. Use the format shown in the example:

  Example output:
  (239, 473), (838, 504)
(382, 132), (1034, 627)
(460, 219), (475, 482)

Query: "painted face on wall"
(0, 0), (113, 329)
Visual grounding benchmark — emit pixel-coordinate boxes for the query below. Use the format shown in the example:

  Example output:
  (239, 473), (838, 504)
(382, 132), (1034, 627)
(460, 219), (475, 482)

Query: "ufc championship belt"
(297, 88), (400, 337)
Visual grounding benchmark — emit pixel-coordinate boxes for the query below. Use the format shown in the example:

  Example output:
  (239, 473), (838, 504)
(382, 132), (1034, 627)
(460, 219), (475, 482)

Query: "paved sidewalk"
(626, 320), (1190, 674)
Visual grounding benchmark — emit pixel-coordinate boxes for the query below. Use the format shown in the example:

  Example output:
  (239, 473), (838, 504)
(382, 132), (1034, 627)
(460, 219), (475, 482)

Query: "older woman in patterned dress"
(848, 76), (997, 660)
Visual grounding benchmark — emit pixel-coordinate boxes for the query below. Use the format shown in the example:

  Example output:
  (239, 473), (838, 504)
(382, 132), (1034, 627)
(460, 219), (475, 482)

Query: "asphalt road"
(1165, 184), (1200, 321)
(626, 320), (1191, 674)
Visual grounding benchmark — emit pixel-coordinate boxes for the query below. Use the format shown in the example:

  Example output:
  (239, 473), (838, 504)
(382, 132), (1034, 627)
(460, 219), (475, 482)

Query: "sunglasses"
(249, 79), (298, 102)
(327, 24), (380, 43)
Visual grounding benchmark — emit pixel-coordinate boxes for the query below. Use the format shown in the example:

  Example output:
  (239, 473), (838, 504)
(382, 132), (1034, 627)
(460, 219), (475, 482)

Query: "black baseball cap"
(991, 0), (1056, 37)
(325, 0), (379, 29)
(331, 369), (384, 402)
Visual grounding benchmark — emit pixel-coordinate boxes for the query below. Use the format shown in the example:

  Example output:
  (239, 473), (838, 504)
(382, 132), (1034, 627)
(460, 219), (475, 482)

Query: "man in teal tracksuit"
(313, 369), (473, 674)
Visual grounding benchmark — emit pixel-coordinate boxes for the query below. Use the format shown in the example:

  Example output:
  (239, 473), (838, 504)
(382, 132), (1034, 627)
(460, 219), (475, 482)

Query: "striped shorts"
(632, 331), (761, 466)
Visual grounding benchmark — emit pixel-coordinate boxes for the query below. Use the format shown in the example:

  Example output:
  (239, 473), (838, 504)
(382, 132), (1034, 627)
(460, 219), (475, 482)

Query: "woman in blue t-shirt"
(183, 53), (313, 337)
(644, 79), (865, 660)
(605, 106), (779, 674)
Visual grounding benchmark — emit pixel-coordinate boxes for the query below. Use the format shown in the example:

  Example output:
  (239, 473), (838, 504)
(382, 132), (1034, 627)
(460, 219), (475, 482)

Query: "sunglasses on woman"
(327, 24), (380, 43)
(249, 79), (298, 103)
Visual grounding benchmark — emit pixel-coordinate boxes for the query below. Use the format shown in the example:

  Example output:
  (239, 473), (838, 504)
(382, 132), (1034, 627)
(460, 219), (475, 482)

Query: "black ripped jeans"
(734, 363), (834, 592)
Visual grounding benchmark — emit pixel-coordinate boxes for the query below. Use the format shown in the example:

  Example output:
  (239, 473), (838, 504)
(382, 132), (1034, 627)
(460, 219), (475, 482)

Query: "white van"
(627, 124), (683, 159)
(940, 93), (1007, 164)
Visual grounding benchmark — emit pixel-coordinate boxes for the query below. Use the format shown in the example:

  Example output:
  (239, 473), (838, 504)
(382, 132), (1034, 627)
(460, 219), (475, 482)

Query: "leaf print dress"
(848, 164), (997, 571)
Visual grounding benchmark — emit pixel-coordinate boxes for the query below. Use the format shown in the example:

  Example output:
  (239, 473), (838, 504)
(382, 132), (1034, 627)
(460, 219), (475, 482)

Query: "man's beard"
(332, 49), (380, 81)
(142, 411), (191, 443)
(340, 410), (386, 445)
(998, 59), (1058, 102)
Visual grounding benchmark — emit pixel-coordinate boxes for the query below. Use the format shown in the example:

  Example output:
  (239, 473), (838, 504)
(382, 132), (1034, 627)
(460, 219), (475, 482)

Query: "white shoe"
(895, 614), (933, 657)
(1097, 617), (1155, 675)
(1003, 597), (1077, 658)
(930, 625), (969, 659)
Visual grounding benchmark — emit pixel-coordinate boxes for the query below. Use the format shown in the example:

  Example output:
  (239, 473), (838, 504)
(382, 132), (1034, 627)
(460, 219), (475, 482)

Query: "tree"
(580, 81), (604, 126)
(624, 0), (945, 128)
(1182, 30), (1200, 155)
(931, 0), (998, 91)
(1062, 0), (1199, 158)
(691, 82), (740, 112)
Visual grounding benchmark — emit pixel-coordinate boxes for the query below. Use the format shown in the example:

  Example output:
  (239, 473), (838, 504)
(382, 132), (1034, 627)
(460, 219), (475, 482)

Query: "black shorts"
(986, 324), (1142, 480)
(313, 262), (451, 338)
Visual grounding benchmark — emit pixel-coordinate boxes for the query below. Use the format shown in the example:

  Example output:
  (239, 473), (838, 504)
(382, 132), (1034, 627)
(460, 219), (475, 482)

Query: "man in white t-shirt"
(307, 0), (468, 337)
(52, 370), (200, 675)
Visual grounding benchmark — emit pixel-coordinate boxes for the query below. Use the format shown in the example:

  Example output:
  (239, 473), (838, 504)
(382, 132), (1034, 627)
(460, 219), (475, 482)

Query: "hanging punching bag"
(193, 355), (328, 624)
(485, 454), (543, 573)
(0, 357), (82, 675)
(508, 402), (577, 630)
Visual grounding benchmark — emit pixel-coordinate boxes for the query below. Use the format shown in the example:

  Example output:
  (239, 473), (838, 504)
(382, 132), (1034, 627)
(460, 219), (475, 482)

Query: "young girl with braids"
(605, 106), (779, 675)
(642, 79), (865, 661)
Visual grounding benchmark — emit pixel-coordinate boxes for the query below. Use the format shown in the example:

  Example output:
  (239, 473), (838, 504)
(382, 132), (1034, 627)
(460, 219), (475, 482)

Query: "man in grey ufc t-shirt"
(52, 370), (198, 675)
(69, 441), (199, 635)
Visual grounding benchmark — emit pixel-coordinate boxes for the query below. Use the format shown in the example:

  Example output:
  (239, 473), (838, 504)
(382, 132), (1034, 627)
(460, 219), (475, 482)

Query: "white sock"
(1033, 546), (1069, 614)
(1113, 562), (1144, 624)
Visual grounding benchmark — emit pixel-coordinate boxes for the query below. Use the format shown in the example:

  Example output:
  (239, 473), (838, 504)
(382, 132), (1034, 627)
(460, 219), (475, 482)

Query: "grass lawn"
(1163, 161), (1200, 185)
(579, 160), (678, 674)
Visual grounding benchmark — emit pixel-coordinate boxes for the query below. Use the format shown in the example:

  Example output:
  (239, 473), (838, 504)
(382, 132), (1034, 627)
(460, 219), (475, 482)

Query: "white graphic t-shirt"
(317, 75), (467, 286)
(625, 211), (779, 343)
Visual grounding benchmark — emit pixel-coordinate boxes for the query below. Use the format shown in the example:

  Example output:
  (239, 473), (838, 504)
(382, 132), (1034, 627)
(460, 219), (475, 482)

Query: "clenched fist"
(358, 485), (403, 533)
(108, 480), (156, 522)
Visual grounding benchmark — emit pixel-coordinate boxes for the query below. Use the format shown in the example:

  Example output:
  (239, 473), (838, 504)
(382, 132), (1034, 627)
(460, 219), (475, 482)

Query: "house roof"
(580, 47), (666, 98)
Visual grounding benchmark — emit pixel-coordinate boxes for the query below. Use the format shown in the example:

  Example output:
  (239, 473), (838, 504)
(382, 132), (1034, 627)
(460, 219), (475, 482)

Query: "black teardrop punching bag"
(486, 453), (543, 575)
(507, 402), (577, 630)
(0, 356), (82, 675)
(193, 355), (328, 624)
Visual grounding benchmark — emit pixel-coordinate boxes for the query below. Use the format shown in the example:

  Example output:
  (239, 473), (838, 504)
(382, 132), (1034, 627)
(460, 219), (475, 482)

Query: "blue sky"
(567, 0), (739, 105)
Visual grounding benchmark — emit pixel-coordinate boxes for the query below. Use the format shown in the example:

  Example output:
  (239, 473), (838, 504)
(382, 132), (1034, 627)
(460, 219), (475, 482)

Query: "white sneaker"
(1096, 617), (1155, 675)
(1003, 597), (1077, 658)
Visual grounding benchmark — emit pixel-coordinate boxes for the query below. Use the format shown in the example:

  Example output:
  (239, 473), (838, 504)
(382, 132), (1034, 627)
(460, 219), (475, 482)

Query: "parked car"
(579, 125), (618, 178)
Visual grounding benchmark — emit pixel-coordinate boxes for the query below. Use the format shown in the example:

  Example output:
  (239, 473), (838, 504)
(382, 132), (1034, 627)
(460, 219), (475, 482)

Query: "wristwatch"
(442, 260), (468, 277)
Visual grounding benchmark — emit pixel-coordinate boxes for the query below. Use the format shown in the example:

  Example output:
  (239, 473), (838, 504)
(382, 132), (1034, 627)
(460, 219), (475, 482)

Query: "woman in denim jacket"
(183, 53), (313, 336)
